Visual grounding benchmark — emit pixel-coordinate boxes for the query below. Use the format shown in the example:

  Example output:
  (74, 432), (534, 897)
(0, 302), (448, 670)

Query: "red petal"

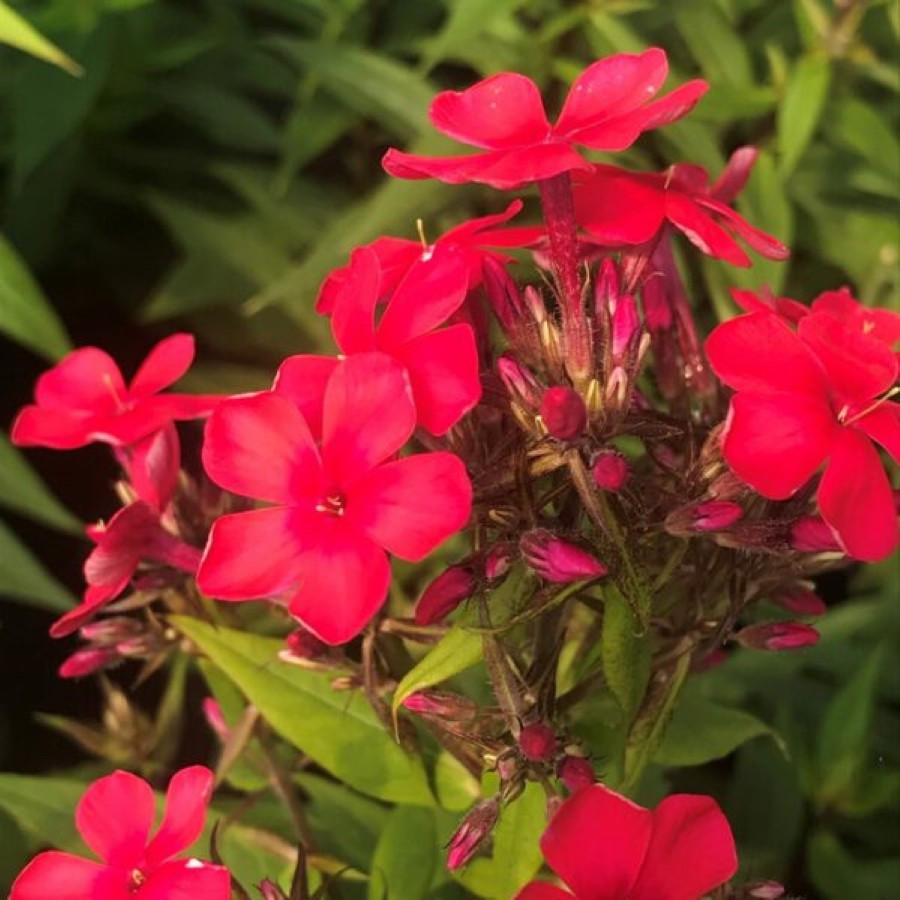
(555, 49), (669, 137)
(722, 393), (836, 499)
(706, 312), (828, 398)
(347, 452), (472, 561)
(129, 334), (195, 398)
(710, 146), (758, 203)
(322, 353), (416, 483)
(540, 784), (652, 899)
(811, 288), (900, 348)
(83, 502), (161, 592)
(377, 248), (469, 347)
(139, 859), (231, 900)
(515, 884), (574, 900)
(50, 587), (118, 639)
(857, 403), (900, 462)
(288, 518), (391, 645)
(331, 246), (380, 354)
(430, 73), (550, 149)
(197, 508), (311, 600)
(818, 428), (898, 562)
(665, 193), (751, 266)
(573, 166), (666, 245)
(443, 199), (524, 243)
(696, 197), (790, 261)
(10, 406), (95, 449)
(75, 770), (155, 868)
(630, 794), (738, 900)
(124, 425), (180, 510)
(144, 766), (214, 866)
(34, 347), (125, 414)
(382, 145), (590, 190)
(9, 852), (115, 900)
(273, 354), (339, 439)
(202, 392), (322, 504)
(393, 324), (481, 435)
(798, 311), (898, 408)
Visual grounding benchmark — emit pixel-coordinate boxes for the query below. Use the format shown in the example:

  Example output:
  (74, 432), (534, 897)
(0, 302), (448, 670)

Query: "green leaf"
(601, 586), (651, 725)
(0, 434), (80, 533)
(778, 52), (832, 175)
(807, 829), (900, 900)
(392, 625), (483, 716)
(673, 0), (752, 88)
(655, 686), (778, 767)
(0, 1), (81, 74)
(368, 806), (437, 900)
(0, 519), (75, 611)
(174, 617), (433, 806)
(489, 782), (545, 897)
(0, 234), (71, 361)
(435, 750), (481, 813)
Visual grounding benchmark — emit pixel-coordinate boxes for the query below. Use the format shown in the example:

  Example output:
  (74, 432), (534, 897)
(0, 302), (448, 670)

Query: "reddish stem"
(538, 172), (581, 317)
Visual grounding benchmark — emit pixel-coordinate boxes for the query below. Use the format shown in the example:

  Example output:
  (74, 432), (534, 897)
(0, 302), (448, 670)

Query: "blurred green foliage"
(0, 1), (897, 897)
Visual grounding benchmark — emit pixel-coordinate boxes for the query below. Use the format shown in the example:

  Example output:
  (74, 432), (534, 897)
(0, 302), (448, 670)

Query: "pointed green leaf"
(0, 519), (75, 611)
(673, 0), (752, 87)
(778, 52), (832, 175)
(368, 806), (437, 900)
(0, 1), (81, 74)
(489, 782), (545, 897)
(602, 586), (652, 726)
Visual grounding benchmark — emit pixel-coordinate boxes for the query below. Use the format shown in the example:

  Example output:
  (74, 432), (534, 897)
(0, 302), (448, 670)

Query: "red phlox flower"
(50, 501), (202, 639)
(197, 353), (472, 645)
(730, 287), (809, 325)
(315, 200), (543, 313)
(293, 244), (481, 436)
(707, 307), (899, 561)
(12, 334), (217, 450)
(9, 766), (230, 900)
(573, 153), (789, 267)
(383, 49), (708, 189)
(516, 783), (737, 900)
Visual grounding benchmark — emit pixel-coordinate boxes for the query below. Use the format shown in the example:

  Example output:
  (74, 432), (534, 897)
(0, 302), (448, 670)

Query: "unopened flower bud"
(593, 258), (621, 321)
(591, 451), (629, 492)
(202, 698), (229, 741)
(115, 636), (157, 658)
(496, 754), (518, 782)
(402, 690), (475, 720)
(557, 755), (595, 792)
(605, 365), (630, 409)
(58, 647), (118, 679)
(791, 516), (842, 553)
(482, 257), (523, 333)
(258, 878), (288, 900)
(414, 565), (475, 626)
(284, 627), (329, 660)
(79, 617), (143, 644)
(518, 723), (556, 762)
(540, 387), (587, 440)
(446, 798), (500, 870)
(497, 353), (541, 412)
(735, 621), (820, 651)
(772, 586), (827, 616)
(484, 543), (513, 580)
(743, 880), (786, 899)
(520, 529), (608, 584)
(610, 292), (640, 363)
(666, 500), (743, 536)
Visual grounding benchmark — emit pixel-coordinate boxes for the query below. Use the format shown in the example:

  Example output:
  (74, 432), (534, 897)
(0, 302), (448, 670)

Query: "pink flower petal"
(9, 851), (119, 900)
(83, 501), (161, 593)
(696, 197), (789, 261)
(144, 766), (214, 867)
(665, 193), (751, 266)
(706, 312), (828, 398)
(273, 354), (339, 439)
(722, 392), (836, 499)
(347, 451), (471, 561)
(818, 428), (898, 562)
(50, 586), (118, 639)
(138, 859), (231, 900)
(515, 883), (574, 900)
(202, 392), (323, 504)
(429, 73), (551, 149)
(376, 247), (469, 347)
(10, 406), (95, 449)
(573, 166), (666, 245)
(322, 353), (416, 483)
(443, 198), (524, 242)
(392, 324), (481, 435)
(75, 770), (155, 868)
(331, 246), (380, 354)
(540, 784), (652, 899)
(857, 403), (900, 462)
(34, 347), (125, 414)
(129, 334), (196, 398)
(123, 425), (181, 511)
(710, 146), (758, 203)
(811, 289), (900, 348)
(630, 794), (738, 900)
(197, 508), (312, 600)
(288, 519), (391, 645)
(555, 48), (669, 138)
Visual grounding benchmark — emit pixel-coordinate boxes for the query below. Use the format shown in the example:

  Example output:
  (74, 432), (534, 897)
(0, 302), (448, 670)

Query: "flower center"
(128, 868), (146, 893)
(315, 493), (346, 516)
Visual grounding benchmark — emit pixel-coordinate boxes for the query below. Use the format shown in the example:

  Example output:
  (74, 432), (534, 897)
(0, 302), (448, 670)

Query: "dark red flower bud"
(521, 529), (607, 584)
(666, 500), (743, 536)
(484, 543), (513, 580)
(414, 565), (475, 626)
(735, 621), (820, 651)
(772, 586), (827, 616)
(482, 257), (524, 334)
(610, 292), (640, 363)
(446, 798), (500, 870)
(258, 879), (288, 900)
(557, 755), (595, 792)
(402, 691), (475, 720)
(540, 387), (587, 440)
(58, 647), (118, 679)
(591, 451), (629, 492)
(518, 723), (556, 762)
(79, 617), (143, 644)
(497, 353), (542, 412)
(284, 627), (329, 660)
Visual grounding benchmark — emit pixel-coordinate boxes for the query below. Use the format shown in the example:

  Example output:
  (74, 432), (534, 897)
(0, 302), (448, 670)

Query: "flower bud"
(791, 516), (842, 553)
(484, 543), (513, 580)
(520, 529), (607, 584)
(557, 755), (595, 792)
(258, 878), (288, 900)
(741, 881), (786, 899)
(772, 586), (827, 616)
(202, 698), (229, 741)
(482, 257), (523, 334)
(518, 723), (556, 762)
(590, 451), (629, 492)
(284, 627), (329, 661)
(79, 617), (143, 644)
(610, 292), (640, 363)
(540, 387), (587, 440)
(58, 647), (118, 679)
(402, 691), (475, 720)
(497, 353), (542, 412)
(593, 258), (621, 322)
(666, 500), (743, 536)
(446, 798), (500, 870)
(414, 565), (475, 626)
(735, 621), (820, 651)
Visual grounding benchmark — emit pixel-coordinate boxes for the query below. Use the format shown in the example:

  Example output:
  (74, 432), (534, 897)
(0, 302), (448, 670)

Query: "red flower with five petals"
(516, 783), (738, 900)
(10, 766), (230, 900)
(197, 353), (472, 644)
(707, 307), (900, 561)
(383, 49), (707, 189)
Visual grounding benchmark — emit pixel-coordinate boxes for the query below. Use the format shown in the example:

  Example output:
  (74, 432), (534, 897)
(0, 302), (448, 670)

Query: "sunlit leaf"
(0, 1), (81, 74)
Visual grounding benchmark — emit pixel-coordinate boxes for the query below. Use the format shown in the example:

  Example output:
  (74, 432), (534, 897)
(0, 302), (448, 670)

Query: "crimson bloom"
(316, 200), (542, 313)
(516, 783), (737, 900)
(197, 353), (472, 645)
(383, 49), (707, 189)
(10, 766), (230, 899)
(11, 334), (215, 450)
(573, 158), (789, 267)
(707, 307), (900, 561)
(296, 244), (481, 436)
